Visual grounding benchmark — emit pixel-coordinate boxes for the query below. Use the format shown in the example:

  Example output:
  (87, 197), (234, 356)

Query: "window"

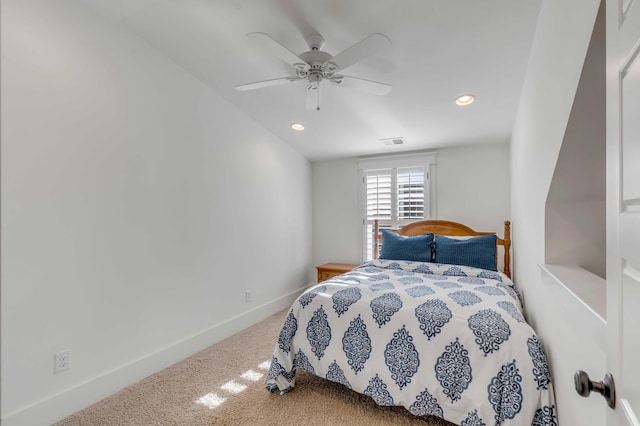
(358, 153), (437, 260)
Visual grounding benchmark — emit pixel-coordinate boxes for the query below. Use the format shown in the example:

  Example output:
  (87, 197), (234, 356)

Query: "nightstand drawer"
(316, 263), (359, 282)
(318, 271), (338, 282)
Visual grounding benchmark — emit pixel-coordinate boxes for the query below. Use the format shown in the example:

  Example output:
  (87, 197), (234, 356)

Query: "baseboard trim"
(2, 287), (306, 426)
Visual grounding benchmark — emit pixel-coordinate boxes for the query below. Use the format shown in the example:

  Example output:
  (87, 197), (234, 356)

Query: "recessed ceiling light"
(455, 94), (475, 106)
(291, 123), (305, 131)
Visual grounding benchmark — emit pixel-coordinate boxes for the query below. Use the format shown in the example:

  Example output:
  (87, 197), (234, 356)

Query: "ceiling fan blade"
(234, 76), (299, 91)
(327, 33), (391, 72)
(329, 75), (392, 95)
(247, 32), (304, 68)
(306, 87), (320, 111)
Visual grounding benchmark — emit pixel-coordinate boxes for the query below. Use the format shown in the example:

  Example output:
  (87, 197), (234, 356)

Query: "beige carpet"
(56, 310), (454, 426)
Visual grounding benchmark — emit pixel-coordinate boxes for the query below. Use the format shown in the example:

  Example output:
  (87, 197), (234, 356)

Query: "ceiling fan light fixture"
(455, 94), (475, 106)
(291, 123), (305, 131)
(307, 73), (322, 90)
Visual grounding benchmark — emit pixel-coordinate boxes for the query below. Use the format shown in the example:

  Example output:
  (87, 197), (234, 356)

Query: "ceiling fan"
(234, 32), (392, 111)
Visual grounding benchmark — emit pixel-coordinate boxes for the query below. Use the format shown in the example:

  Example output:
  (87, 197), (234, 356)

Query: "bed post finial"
(504, 220), (511, 278)
(373, 219), (379, 259)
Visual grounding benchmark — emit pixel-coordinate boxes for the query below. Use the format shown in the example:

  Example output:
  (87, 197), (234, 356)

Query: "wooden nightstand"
(316, 263), (359, 282)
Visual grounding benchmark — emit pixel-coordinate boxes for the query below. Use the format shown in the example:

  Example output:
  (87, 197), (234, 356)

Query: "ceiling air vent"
(380, 137), (405, 146)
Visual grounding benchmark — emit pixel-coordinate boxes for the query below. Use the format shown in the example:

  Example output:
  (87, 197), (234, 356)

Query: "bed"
(266, 219), (557, 425)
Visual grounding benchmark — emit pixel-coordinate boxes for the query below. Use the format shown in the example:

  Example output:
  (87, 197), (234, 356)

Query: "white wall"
(1, 1), (312, 424)
(545, 4), (606, 278)
(545, 201), (606, 276)
(435, 143), (510, 233)
(312, 159), (362, 267)
(510, 0), (603, 423)
(312, 142), (510, 270)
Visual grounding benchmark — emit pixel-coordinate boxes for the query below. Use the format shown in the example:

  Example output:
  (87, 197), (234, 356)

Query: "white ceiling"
(80, 0), (541, 161)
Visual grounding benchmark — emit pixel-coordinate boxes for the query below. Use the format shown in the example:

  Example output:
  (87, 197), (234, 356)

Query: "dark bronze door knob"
(574, 370), (616, 409)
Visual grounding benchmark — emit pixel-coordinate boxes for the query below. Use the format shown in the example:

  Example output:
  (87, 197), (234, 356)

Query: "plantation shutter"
(358, 152), (436, 261)
(366, 169), (392, 222)
(363, 166), (427, 260)
(365, 169), (392, 259)
(397, 166), (425, 220)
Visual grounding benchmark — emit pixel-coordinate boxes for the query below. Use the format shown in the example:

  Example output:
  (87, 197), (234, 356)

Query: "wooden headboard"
(373, 219), (512, 278)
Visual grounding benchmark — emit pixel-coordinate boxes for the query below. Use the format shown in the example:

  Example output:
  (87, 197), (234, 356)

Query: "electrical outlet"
(245, 290), (252, 303)
(54, 350), (71, 373)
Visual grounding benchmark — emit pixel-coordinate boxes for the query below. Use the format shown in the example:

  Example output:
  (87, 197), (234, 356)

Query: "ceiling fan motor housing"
(299, 50), (332, 66)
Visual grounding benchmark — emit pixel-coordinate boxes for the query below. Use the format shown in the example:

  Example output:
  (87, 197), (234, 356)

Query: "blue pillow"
(434, 234), (497, 271)
(379, 230), (433, 262)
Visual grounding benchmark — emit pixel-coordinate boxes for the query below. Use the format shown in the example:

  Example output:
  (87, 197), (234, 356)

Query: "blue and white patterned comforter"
(266, 260), (557, 425)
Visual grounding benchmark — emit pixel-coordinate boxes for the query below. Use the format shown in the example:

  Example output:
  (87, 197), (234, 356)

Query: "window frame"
(357, 152), (437, 261)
